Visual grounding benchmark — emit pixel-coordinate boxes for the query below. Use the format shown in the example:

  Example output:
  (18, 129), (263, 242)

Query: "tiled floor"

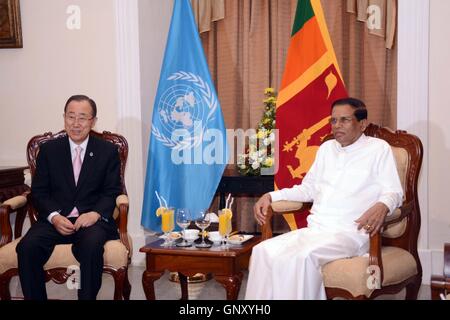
(10, 265), (431, 300)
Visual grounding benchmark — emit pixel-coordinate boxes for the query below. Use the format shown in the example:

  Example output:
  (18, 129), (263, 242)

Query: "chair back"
(26, 130), (128, 224)
(364, 124), (422, 257)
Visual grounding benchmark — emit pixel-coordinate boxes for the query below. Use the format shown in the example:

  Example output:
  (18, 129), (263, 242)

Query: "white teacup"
(183, 229), (199, 243)
(208, 231), (222, 245)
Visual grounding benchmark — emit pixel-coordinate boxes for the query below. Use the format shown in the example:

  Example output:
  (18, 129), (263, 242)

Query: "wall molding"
(397, 0), (430, 252)
(114, 0), (146, 265)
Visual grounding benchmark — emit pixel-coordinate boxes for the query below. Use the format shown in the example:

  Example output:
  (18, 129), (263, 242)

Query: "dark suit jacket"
(31, 134), (122, 228)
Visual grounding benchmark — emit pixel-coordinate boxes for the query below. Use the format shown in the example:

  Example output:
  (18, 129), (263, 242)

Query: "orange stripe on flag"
(311, 0), (344, 81)
(280, 17), (327, 90)
(277, 52), (333, 108)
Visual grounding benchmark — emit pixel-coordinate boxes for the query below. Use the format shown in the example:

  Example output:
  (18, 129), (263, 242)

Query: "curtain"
(202, 0), (398, 232)
(191, 0), (225, 33)
(201, 0), (296, 232)
(326, 0), (398, 129)
(346, 0), (397, 49)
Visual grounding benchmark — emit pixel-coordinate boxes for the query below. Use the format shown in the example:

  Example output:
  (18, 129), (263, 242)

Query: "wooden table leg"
(142, 270), (163, 300)
(178, 272), (189, 300)
(214, 272), (243, 300)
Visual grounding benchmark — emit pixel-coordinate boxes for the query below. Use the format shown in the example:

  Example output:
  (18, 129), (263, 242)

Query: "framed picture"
(0, 0), (22, 48)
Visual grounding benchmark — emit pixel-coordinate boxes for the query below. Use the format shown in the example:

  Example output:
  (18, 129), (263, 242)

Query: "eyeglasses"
(329, 116), (355, 125)
(64, 114), (94, 124)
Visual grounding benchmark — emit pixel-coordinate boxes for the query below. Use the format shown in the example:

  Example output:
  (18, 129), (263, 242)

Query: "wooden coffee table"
(140, 236), (261, 300)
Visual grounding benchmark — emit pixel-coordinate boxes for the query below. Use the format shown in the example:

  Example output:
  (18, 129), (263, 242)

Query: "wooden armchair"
(0, 130), (132, 300)
(262, 124), (423, 299)
(430, 243), (450, 300)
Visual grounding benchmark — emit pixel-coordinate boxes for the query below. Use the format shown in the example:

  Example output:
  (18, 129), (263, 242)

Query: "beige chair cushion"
(382, 208), (407, 238)
(113, 194), (129, 220)
(271, 200), (304, 213)
(391, 146), (408, 193)
(0, 237), (129, 274)
(378, 146), (409, 239)
(2, 195), (27, 210)
(323, 246), (418, 298)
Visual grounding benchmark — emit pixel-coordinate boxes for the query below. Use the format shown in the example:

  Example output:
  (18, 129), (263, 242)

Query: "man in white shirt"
(245, 97), (403, 300)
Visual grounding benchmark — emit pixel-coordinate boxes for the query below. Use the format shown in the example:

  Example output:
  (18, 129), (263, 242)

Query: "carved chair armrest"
(0, 192), (29, 247)
(271, 200), (306, 213)
(383, 201), (414, 227)
(366, 202), (414, 286)
(115, 194), (131, 258)
(368, 231), (384, 285)
(26, 192), (38, 224)
(261, 201), (312, 240)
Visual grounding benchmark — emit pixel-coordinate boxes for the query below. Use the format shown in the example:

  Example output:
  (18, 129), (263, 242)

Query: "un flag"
(141, 0), (228, 232)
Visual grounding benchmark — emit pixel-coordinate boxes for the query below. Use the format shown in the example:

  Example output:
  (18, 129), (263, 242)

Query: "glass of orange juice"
(218, 209), (232, 249)
(158, 207), (174, 246)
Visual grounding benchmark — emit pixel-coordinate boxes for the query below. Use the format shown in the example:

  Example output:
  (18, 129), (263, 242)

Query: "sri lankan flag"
(275, 0), (348, 230)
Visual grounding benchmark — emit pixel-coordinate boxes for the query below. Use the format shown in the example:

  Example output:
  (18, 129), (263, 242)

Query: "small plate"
(159, 232), (181, 240)
(227, 234), (254, 245)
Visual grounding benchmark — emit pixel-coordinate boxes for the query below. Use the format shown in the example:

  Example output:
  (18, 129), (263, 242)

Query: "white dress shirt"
(270, 134), (403, 233)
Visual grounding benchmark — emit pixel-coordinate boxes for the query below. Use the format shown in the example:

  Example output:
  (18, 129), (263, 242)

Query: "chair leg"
(405, 276), (421, 300)
(123, 270), (131, 300)
(111, 268), (126, 300)
(0, 275), (12, 300)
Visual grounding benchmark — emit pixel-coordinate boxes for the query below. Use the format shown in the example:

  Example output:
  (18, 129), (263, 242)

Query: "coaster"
(195, 242), (212, 248)
(176, 241), (192, 247)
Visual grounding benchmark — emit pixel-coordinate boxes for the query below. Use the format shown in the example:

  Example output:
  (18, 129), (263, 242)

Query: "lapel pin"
(90, 152), (94, 157)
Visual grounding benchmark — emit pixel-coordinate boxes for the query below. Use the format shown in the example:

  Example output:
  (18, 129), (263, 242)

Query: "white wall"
(138, 0), (173, 166)
(398, 0), (450, 283)
(0, 0), (118, 165)
(114, 0), (172, 265)
(429, 0), (450, 264)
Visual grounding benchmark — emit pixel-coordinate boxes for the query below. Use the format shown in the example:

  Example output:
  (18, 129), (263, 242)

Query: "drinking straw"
(155, 191), (162, 207)
(161, 195), (168, 208)
(225, 193), (231, 209)
(229, 197), (234, 209)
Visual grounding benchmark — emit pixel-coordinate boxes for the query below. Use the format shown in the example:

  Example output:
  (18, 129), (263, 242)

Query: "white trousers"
(244, 227), (369, 300)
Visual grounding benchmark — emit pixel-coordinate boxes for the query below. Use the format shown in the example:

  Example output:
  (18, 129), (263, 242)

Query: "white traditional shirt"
(270, 134), (403, 233)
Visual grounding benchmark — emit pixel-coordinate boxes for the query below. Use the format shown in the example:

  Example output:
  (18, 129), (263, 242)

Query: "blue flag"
(141, 0), (228, 232)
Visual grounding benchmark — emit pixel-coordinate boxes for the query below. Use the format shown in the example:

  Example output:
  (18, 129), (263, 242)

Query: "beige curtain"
(201, 0), (296, 131)
(203, 0), (398, 232)
(191, 0), (225, 33)
(201, 0), (296, 232)
(326, 0), (398, 129)
(346, 0), (397, 49)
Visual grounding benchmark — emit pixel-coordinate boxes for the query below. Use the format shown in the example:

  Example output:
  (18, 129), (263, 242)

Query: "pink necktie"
(68, 146), (82, 218)
(73, 146), (82, 185)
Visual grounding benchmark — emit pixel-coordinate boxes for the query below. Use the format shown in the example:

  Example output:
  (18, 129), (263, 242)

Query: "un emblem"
(152, 72), (218, 151)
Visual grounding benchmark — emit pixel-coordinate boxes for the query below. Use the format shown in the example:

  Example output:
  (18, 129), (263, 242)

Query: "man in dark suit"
(16, 95), (122, 300)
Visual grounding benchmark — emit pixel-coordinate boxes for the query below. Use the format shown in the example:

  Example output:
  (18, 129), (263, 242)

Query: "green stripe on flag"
(291, 0), (315, 36)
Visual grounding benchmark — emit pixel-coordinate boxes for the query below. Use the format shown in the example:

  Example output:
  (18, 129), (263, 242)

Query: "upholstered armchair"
(0, 130), (132, 300)
(262, 124), (423, 299)
(430, 243), (450, 300)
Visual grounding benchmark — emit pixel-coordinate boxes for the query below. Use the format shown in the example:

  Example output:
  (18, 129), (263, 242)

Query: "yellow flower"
(264, 88), (275, 95)
(263, 157), (274, 167)
(263, 97), (276, 104)
(256, 130), (266, 139)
